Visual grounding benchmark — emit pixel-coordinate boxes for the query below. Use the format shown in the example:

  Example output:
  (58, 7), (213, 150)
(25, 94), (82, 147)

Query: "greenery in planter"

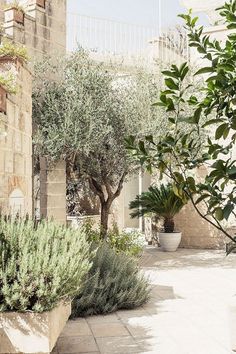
(130, 184), (187, 233)
(72, 242), (150, 317)
(0, 70), (17, 94)
(82, 220), (144, 257)
(0, 217), (91, 313)
(5, 1), (25, 12)
(0, 39), (29, 63)
(127, 0), (236, 246)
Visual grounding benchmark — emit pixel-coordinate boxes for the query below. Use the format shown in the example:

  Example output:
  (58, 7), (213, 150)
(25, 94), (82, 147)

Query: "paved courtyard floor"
(53, 246), (236, 354)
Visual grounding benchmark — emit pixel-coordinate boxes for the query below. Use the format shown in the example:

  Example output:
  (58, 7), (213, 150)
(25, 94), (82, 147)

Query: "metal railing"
(67, 13), (189, 67)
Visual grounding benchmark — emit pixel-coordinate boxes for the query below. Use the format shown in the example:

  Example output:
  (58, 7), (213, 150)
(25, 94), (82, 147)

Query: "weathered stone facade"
(0, 61), (32, 215)
(40, 158), (66, 224)
(0, 0), (67, 220)
(4, 0), (66, 59)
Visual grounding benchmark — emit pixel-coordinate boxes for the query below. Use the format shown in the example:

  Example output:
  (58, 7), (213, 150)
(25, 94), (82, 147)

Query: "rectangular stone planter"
(0, 302), (71, 354)
(28, 0), (46, 8)
(4, 8), (24, 25)
(0, 85), (7, 114)
(36, 0), (46, 8)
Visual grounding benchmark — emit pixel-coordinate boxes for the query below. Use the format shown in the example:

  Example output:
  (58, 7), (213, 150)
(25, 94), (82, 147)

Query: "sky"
(67, 0), (187, 29)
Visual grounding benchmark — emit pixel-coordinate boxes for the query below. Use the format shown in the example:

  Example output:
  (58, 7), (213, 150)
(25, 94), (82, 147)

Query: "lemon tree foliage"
(127, 1), (236, 243)
(33, 50), (166, 238)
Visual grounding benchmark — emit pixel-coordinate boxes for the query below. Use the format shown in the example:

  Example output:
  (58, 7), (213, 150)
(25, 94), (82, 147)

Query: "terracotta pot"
(4, 8), (24, 25)
(0, 301), (71, 354)
(0, 56), (23, 70)
(36, 0), (46, 8)
(159, 232), (182, 252)
(0, 86), (7, 114)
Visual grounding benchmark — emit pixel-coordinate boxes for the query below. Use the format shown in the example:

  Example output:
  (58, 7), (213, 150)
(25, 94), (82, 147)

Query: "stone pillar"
(40, 158), (66, 224)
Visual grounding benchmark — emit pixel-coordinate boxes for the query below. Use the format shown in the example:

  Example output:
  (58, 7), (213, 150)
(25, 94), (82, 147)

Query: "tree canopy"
(33, 50), (164, 236)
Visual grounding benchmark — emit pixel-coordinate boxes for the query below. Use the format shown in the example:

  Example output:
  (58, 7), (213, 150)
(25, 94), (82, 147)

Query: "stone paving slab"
(54, 247), (236, 354)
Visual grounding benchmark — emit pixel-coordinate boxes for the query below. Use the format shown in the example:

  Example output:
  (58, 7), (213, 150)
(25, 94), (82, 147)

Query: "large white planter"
(159, 232), (182, 252)
(229, 296), (236, 352)
(0, 301), (71, 354)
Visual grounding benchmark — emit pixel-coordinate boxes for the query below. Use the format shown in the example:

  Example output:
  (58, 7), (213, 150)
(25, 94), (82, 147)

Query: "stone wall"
(0, 61), (32, 216)
(0, 0), (67, 220)
(175, 203), (224, 249)
(40, 158), (66, 224)
(4, 0), (66, 59)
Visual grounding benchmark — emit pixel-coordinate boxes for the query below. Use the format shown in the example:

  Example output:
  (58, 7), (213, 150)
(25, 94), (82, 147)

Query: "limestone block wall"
(1, 0), (67, 222)
(4, 0), (66, 59)
(0, 61), (32, 215)
(175, 202), (224, 249)
(40, 158), (66, 224)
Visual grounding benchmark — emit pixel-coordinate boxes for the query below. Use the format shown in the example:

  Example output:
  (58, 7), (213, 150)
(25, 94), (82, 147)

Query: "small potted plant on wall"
(0, 217), (91, 354)
(4, 1), (25, 25)
(130, 183), (187, 252)
(0, 39), (29, 66)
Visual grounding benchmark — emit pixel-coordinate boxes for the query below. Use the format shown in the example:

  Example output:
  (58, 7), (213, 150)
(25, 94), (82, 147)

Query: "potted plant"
(0, 39), (29, 65)
(0, 217), (91, 354)
(129, 184), (187, 252)
(4, 1), (25, 25)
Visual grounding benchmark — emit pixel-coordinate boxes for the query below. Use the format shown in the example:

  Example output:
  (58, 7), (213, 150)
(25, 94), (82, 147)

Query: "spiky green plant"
(72, 243), (150, 317)
(129, 184), (187, 233)
(0, 217), (91, 313)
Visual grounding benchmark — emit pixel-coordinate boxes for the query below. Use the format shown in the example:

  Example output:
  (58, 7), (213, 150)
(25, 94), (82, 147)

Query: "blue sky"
(67, 0), (186, 29)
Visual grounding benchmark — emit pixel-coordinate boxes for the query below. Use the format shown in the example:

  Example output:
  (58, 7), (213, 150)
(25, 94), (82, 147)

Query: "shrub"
(0, 70), (17, 94)
(0, 218), (91, 313)
(72, 243), (150, 317)
(82, 220), (144, 257)
(0, 39), (29, 62)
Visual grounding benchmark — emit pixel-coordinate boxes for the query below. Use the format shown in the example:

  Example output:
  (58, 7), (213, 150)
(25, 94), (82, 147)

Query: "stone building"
(0, 0), (67, 218)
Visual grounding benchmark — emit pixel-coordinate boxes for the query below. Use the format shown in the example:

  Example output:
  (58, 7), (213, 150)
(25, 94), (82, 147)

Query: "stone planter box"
(27, 0), (46, 8)
(4, 8), (24, 25)
(0, 85), (7, 114)
(0, 56), (23, 71)
(36, 0), (46, 8)
(0, 302), (71, 354)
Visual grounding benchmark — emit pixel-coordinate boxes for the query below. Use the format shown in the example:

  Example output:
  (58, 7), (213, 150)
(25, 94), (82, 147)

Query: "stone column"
(40, 158), (66, 224)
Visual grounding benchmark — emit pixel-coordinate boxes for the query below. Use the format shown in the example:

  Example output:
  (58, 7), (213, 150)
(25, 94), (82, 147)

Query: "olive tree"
(33, 50), (165, 238)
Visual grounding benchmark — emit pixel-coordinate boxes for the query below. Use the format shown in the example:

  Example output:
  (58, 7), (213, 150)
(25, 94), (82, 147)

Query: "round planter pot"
(229, 296), (236, 351)
(159, 232), (182, 252)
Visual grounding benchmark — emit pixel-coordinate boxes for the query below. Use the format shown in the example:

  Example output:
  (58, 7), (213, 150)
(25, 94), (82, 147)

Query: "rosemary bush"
(0, 218), (91, 313)
(72, 243), (150, 317)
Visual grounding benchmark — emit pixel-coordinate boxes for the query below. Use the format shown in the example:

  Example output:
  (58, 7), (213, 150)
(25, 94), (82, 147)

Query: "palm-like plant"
(129, 184), (187, 233)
